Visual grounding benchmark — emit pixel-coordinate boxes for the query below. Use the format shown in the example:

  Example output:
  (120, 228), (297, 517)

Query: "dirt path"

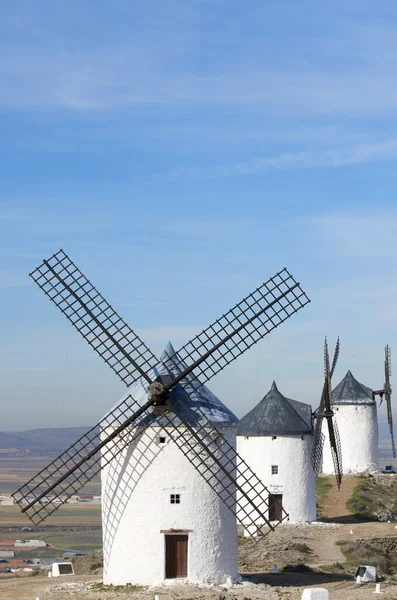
(320, 475), (360, 520)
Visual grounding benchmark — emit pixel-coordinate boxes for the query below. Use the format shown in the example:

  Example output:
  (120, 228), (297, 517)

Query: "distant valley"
(0, 422), (395, 458)
(0, 427), (96, 457)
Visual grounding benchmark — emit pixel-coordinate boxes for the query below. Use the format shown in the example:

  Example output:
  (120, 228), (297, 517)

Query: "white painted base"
(101, 425), (239, 586)
(237, 434), (316, 523)
(322, 404), (378, 475)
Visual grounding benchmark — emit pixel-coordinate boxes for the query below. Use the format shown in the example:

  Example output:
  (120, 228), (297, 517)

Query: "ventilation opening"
(271, 465), (278, 475)
(170, 494), (180, 504)
(272, 436), (277, 440)
(157, 436), (166, 444)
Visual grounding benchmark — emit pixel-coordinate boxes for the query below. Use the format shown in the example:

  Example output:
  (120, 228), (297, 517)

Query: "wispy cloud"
(158, 139), (397, 180)
(1, 10), (397, 117)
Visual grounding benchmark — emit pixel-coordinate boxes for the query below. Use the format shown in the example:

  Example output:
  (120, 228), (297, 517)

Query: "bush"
(281, 563), (314, 573)
(339, 541), (392, 574)
(291, 542), (312, 554)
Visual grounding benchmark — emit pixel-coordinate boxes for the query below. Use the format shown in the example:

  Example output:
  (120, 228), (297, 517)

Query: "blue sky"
(1, 1), (397, 448)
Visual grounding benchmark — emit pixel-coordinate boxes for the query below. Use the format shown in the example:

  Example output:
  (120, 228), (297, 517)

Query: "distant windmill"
(12, 250), (310, 584)
(311, 337), (343, 488)
(374, 345), (396, 459)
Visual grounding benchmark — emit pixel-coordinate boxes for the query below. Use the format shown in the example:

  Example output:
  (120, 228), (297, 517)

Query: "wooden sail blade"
(161, 268), (310, 391)
(12, 394), (155, 524)
(30, 249), (157, 387)
(327, 417), (343, 489)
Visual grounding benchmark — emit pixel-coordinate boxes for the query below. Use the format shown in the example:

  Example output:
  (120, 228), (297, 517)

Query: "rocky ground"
(2, 476), (397, 600)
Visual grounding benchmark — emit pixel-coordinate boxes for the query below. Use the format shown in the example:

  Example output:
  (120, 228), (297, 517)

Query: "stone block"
(301, 588), (329, 600)
(355, 565), (376, 582)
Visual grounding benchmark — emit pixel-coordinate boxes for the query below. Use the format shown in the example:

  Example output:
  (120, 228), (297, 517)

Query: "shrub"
(291, 542), (312, 554)
(281, 563), (314, 573)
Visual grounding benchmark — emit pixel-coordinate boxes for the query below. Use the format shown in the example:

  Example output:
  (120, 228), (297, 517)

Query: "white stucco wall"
(100, 425), (239, 586)
(236, 434), (316, 523)
(322, 404), (378, 475)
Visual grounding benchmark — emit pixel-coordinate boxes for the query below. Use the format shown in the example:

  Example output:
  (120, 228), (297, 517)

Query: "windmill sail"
(169, 267), (310, 390)
(14, 250), (310, 533)
(30, 249), (158, 387)
(310, 337), (343, 487)
(14, 393), (154, 524)
(373, 346), (395, 459)
(384, 346), (396, 458)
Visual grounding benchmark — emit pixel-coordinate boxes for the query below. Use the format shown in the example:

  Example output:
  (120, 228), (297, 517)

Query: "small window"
(244, 436), (249, 440)
(271, 465), (278, 475)
(157, 435), (166, 444)
(272, 435), (277, 440)
(301, 435), (304, 441)
(170, 494), (180, 504)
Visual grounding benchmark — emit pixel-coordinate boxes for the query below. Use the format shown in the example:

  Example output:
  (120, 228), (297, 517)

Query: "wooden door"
(268, 494), (283, 521)
(165, 534), (188, 578)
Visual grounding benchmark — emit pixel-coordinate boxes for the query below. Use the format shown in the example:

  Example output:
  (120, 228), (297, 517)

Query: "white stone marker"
(374, 583), (383, 594)
(356, 575), (362, 583)
(301, 588), (329, 600)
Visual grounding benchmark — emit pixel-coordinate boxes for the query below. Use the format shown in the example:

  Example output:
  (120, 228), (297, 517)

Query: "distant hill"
(0, 423), (396, 459)
(0, 431), (49, 455)
(0, 427), (95, 457)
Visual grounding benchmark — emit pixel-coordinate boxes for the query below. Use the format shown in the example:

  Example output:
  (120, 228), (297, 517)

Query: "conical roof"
(104, 341), (238, 427)
(237, 381), (313, 436)
(332, 370), (374, 405)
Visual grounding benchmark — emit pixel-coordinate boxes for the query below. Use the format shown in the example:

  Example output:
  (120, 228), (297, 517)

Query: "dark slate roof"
(104, 342), (238, 427)
(237, 381), (313, 436)
(332, 370), (374, 405)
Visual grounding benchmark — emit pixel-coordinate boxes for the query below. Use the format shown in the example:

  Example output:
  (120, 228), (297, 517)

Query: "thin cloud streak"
(158, 139), (397, 181)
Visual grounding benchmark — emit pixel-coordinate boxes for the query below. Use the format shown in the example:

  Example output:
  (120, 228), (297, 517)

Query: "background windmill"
(373, 345), (395, 459)
(12, 250), (310, 547)
(310, 337), (343, 488)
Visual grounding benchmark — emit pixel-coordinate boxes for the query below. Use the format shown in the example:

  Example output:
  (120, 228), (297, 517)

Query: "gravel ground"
(2, 520), (397, 600)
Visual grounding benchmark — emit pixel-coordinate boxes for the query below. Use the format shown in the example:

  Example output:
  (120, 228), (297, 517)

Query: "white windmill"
(237, 381), (316, 525)
(13, 250), (310, 585)
(322, 369), (378, 475)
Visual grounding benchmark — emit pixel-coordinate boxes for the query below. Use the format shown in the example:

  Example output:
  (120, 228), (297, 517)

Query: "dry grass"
(0, 504), (101, 527)
(338, 539), (394, 575)
(347, 475), (397, 521)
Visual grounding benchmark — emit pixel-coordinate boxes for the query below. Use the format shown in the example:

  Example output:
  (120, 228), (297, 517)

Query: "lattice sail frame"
(29, 249), (157, 387)
(384, 345), (396, 458)
(310, 337), (343, 486)
(13, 390), (152, 524)
(14, 249), (309, 531)
(162, 397), (289, 530)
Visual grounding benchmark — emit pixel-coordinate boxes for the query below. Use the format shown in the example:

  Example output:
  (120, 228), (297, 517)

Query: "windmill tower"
(101, 342), (240, 584)
(322, 370), (378, 475)
(237, 382), (316, 524)
(13, 250), (310, 586)
(237, 338), (343, 528)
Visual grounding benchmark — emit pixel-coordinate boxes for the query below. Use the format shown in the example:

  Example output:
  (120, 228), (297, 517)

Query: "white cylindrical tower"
(100, 342), (239, 586)
(322, 370), (378, 475)
(236, 382), (316, 524)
